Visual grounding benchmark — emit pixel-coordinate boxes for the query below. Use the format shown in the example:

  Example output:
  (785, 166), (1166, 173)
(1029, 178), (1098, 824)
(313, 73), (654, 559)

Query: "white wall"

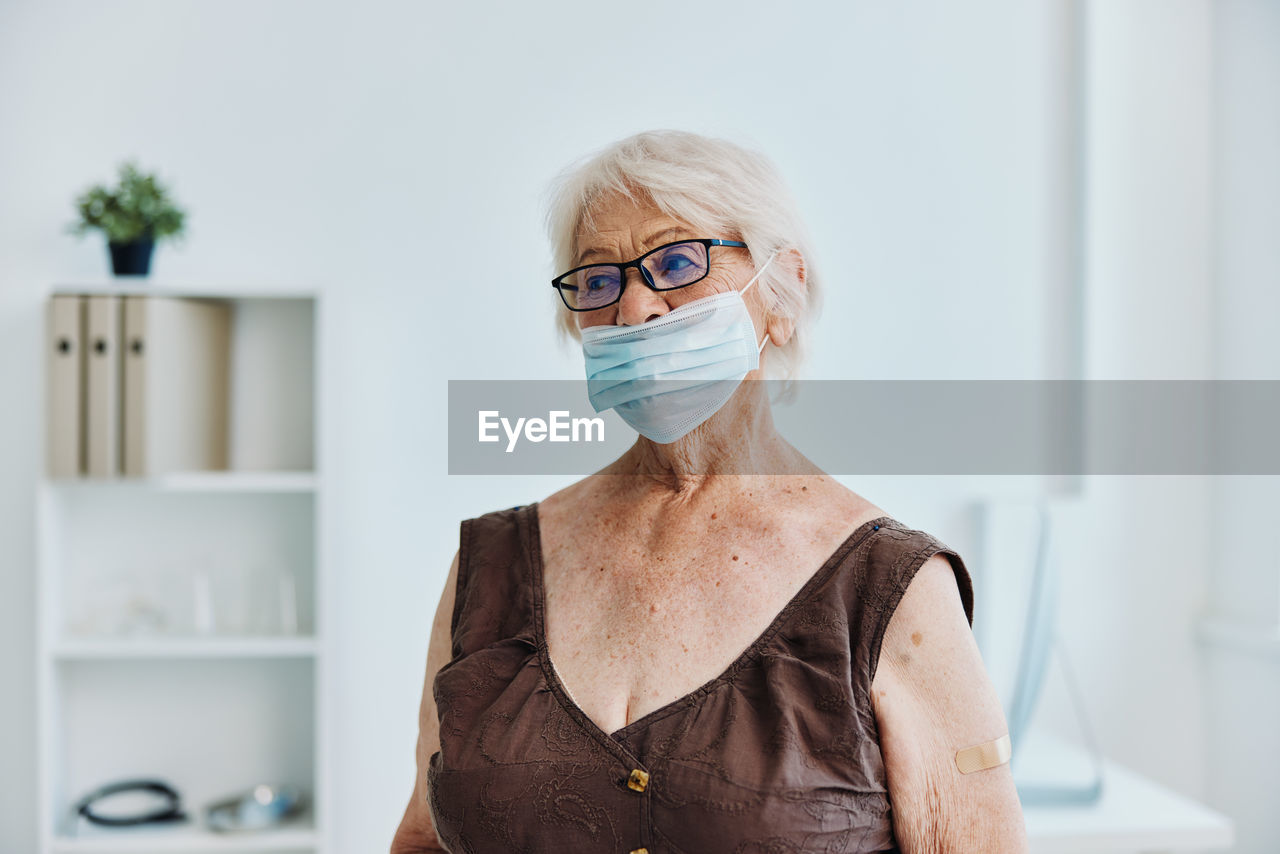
(1030, 0), (1216, 798)
(1033, 8), (1280, 854)
(3, 0), (1266, 850)
(1204, 1), (1280, 851)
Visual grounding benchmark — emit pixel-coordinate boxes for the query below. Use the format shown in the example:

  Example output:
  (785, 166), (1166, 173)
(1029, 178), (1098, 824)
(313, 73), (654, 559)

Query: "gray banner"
(447, 380), (1280, 475)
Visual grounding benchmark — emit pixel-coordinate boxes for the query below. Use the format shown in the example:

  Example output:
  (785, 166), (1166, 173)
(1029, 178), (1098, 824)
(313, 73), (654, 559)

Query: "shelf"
(38, 282), (328, 854)
(52, 636), (319, 660)
(43, 471), (318, 493)
(50, 282), (320, 300)
(51, 813), (317, 852)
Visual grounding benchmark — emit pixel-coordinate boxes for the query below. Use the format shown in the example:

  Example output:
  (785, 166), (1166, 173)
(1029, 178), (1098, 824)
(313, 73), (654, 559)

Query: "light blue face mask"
(580, 251), (777, 444)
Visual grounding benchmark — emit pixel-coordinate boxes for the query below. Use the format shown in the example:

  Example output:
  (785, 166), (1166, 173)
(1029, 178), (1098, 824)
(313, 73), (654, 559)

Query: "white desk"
(1019, 731), (1234, 853)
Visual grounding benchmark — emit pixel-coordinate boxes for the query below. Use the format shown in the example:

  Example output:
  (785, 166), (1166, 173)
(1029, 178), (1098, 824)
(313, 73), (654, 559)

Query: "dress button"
(628, 849), (649, 854)
(626, 768), (649, 792)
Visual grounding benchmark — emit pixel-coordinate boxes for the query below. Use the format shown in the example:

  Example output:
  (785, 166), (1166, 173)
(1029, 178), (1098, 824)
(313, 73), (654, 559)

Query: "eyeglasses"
(551, 238), (748, 312)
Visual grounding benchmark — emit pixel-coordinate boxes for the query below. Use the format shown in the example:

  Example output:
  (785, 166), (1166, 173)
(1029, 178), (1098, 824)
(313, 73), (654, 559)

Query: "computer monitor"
(998, 499), (1104, 806)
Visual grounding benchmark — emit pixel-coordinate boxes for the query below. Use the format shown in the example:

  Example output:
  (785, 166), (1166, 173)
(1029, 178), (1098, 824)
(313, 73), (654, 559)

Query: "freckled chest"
(538, 518), (849, 733)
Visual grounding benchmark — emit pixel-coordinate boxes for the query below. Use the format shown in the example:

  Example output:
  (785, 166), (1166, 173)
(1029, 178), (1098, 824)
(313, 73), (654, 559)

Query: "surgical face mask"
(580, 251), (776, 444)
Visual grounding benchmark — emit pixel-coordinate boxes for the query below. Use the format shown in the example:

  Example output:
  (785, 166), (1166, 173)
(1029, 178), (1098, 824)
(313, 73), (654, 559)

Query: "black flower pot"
(108, 239), (155, 276)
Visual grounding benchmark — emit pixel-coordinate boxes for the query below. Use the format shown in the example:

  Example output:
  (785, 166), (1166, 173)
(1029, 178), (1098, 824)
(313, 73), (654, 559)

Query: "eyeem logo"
(478, 410), (605, 453)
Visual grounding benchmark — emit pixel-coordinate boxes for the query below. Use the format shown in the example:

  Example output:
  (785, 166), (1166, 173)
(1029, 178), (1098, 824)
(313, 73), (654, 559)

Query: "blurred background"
(1, 0), (1276, 852)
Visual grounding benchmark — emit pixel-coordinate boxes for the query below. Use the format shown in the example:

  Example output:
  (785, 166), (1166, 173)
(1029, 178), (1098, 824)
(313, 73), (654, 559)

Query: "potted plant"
(68, 160), (187, 276)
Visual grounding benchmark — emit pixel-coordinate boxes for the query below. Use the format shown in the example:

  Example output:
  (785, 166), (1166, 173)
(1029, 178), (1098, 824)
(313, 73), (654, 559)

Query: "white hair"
(542, 129), (821, 393)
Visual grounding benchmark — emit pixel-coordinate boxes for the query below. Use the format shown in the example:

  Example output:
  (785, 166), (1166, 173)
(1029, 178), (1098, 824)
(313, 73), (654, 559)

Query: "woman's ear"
(770, 247), (807, 304)
(784, 247), (807, 290)
(763, 247), (804, 348)
(765, 313), (797, 348)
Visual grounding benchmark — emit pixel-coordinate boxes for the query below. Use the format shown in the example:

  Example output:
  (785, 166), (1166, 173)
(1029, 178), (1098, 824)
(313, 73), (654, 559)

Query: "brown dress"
(427, 501), (975, 854)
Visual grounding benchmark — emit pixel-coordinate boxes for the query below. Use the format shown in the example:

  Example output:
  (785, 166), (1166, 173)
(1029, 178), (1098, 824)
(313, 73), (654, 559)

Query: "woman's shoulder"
(816, 477), (960, 571)
(456, 477), (600, 577)
(454, 497), (546, 584)
(857, 514), (975, 631)
(450, 501), (541, 655)
(461, 501), (529, 524)
(457, 503), (528, 560)
(455, 479), (585, 538)
(523, 476), (612, 534)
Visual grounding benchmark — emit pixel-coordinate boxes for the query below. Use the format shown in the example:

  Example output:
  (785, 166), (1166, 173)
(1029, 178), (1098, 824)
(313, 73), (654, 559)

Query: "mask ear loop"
(740, 249), (779, 355)
(739, 249), (777, 297)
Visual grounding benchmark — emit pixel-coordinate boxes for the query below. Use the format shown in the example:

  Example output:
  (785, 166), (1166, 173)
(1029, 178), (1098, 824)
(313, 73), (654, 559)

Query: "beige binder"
(122, 296), (232, 476)
(45, 295), (84, 478)
(84, 295), (121, 477)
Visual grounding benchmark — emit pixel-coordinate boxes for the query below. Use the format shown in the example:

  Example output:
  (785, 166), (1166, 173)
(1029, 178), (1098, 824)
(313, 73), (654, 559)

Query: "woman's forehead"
(573, 192), (738, 253)
(573, 205), (697, 262)
(577, 191), (674, 235)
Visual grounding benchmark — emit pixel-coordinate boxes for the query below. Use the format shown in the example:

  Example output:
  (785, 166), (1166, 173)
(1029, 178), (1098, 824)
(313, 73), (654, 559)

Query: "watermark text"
(478, 409), (605, 453)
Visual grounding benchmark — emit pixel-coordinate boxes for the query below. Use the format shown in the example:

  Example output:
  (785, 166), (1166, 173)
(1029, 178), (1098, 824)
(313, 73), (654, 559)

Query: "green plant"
(68, 160), (187, 245)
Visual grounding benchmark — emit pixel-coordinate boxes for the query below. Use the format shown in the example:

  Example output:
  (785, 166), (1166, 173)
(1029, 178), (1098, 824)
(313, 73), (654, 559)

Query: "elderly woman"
(392, 131), (1026, 853)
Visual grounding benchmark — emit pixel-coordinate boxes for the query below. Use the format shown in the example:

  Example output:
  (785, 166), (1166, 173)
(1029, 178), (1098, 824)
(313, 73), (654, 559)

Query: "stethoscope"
(72, 778), (304, 832)
(73, 778), (185, 827)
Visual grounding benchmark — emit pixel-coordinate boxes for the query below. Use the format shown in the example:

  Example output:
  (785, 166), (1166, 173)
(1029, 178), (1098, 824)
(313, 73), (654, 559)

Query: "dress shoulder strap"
(450, 504), (537, 660)
(849, 518), (975, 691)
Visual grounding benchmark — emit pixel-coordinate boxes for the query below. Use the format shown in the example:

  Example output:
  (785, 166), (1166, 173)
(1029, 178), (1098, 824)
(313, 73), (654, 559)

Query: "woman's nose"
(615, 266), (667, 326)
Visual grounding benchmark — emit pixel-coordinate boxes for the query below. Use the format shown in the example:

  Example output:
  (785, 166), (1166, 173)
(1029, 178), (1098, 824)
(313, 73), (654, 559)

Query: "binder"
(46, 295), (84, 477)
(122, 296), (232, 476)
(83, 295), (121, 477)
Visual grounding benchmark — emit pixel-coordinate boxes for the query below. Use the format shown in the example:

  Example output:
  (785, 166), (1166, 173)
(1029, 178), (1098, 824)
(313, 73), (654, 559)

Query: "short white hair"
(543, 130), (821, 391)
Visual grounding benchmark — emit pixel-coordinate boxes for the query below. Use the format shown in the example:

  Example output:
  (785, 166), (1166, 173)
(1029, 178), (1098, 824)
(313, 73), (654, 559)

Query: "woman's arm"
(390, 549), (460, 854)
(870, 555), (1028, 853)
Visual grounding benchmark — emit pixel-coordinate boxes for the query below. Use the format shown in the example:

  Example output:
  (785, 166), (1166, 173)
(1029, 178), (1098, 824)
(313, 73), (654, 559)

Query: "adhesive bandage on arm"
(955, 733), (1012, 774)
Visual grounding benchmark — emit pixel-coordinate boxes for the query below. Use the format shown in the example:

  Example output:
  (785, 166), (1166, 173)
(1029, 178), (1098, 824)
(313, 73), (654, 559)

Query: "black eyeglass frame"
(550, 238), (749, 312)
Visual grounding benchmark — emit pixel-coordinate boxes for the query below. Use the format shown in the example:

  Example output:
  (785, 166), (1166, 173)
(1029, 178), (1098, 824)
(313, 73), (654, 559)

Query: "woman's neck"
(605, 380), (817, 500)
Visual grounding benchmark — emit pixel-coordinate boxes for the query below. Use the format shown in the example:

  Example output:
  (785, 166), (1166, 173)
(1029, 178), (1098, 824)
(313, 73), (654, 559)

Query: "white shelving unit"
(35, 283), (330, 854)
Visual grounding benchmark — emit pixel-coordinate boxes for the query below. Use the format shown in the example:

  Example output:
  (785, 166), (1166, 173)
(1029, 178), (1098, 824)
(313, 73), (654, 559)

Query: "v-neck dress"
(427, 502), (975, 854)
